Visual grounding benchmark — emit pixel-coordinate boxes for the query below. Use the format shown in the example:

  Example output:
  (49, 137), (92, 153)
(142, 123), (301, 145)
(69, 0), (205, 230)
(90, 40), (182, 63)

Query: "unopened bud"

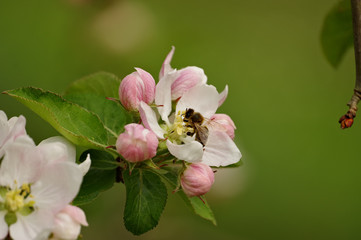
(51, 205), (88, 240)
(119, 68), (155, 111)
(116, 124), (158, 162)
(210, 114), (236, 139)
(181, 163), (215, 197)
(339, 114), (355, 129)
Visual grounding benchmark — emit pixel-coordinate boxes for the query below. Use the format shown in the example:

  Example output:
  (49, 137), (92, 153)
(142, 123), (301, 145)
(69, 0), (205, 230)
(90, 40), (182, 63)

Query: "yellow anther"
(5, 189), (25, 212)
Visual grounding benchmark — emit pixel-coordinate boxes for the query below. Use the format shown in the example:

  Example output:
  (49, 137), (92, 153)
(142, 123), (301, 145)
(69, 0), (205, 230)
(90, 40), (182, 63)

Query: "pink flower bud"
(181, 163), (215, 197)
(52, 205), (88, 240)
(116, 123), (158, 162)
(119, 68), (156, 111)
(210, 114), (236, 139)
(171, 67), (207, 100)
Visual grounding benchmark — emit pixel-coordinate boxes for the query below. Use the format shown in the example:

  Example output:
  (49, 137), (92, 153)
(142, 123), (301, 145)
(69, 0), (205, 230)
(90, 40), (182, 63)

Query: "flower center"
(166, 110), (195, 143)
(3, 183), (35, 213)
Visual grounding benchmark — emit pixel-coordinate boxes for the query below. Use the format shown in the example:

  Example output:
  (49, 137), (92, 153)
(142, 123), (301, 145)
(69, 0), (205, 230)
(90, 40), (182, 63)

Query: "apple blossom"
(119, 68), (156, 111)
(140, 83), (242, 167)
(181, 163), (215, 197)
(116, 123), (158, 163)
(0, 136), (86, 240)
(50, 205), (88, 240)
(0, 111), (27, 158)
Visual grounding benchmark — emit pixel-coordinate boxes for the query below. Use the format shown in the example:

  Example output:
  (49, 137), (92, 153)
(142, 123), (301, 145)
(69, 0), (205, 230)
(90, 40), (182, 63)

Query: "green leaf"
(123, 168), (167, 235)
(64, 93), (133, 145)
(79, 149), (118, 170)
(64, 72), (121, 98)
(4, 87), (108, 149)
(156, 166), (217, 225)
(321, 0), (353, 68)
(73, 150), (117, 205)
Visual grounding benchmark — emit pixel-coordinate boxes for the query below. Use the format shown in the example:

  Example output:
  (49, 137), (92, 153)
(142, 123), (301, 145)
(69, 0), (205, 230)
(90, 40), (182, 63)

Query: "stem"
(339, 0), (361, 128)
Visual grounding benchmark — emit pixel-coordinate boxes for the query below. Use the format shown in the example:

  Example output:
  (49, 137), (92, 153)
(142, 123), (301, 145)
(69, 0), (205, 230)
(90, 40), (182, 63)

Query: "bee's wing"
(194, 124), (209, 146)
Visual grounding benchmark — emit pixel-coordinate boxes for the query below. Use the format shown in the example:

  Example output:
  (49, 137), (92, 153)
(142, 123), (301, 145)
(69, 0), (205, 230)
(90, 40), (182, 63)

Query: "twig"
(339, 0), (361, 129)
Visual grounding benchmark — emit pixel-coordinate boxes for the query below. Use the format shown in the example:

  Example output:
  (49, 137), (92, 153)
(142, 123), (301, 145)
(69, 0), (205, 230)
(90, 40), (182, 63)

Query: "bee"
(183, 108), (209, 146)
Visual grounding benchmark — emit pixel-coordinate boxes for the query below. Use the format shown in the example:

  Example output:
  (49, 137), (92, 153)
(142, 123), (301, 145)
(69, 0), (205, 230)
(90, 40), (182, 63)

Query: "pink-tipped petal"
(60, 205), (88, 226)
(166, 140), (203, 163)
(218, 85), (228, 107)
(202, 130), (242, 167)
(210, 114), (236, 139)
(170, 66), (207, 100)
(176, 84), (219, 119)
(159, 46), (175, 79)
(139, 102), (166, 139)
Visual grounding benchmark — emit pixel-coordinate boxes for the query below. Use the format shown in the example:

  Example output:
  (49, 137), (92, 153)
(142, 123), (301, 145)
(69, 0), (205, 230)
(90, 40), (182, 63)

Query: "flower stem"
(339, 0), (361, 129)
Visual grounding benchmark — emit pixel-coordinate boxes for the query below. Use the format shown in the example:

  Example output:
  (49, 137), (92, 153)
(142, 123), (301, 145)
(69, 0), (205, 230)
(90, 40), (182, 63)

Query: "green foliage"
(64, 93), (132, 145)
(321, 0), (353, 68)
(4, 87), (109, 149)
(73, 150), (117, 205)
(123, 168), (167, 235)
(64, 72), (121, 98)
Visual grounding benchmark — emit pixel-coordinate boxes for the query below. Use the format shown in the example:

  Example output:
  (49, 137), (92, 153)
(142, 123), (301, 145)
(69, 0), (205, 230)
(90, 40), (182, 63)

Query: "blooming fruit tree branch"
(2, 47), (243, 238)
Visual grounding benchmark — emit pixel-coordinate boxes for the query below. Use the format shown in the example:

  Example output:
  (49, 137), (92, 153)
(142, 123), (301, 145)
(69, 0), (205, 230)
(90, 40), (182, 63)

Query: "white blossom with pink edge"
(50, 205), (88, 240)
(0, 136), (89, 240)
(0, 111), (27, 158)
(139, 83), (242, 167)
(181, 163), (215, 197)
(116, 123), (158, 163)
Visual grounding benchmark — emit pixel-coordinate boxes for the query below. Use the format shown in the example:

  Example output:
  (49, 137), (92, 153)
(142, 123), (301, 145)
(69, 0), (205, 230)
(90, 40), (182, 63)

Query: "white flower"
(0, 111), (27, 158)
(139, 83), (241, 167)
(0, 137), (87, 240)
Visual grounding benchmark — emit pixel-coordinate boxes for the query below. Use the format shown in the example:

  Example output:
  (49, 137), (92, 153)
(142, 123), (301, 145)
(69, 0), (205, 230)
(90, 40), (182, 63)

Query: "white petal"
(218, 85), (228, 107)
(159, 46), (175, 79)
(31, 162), (83, 213)
(155, 69), (177, 123)
(37, 136), (76, 163)
(79, 154), (91, 176)
(176, 84), (219, 119)
(0, 211), (8, 239)
(0, 140), (44, 188)
(166, 140), (203, 163)
(10, 209), (53, 240)
(139, 102), (166, 139)
(202, 130), (242, 167)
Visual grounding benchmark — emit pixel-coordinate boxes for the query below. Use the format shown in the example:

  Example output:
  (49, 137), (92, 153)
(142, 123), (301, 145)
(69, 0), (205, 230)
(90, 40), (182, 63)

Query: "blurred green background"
(1, 0), (360, 239)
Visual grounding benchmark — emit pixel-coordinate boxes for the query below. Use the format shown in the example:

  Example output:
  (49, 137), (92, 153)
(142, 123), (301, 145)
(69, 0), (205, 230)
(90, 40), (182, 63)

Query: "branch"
(339, 0), (361, 129)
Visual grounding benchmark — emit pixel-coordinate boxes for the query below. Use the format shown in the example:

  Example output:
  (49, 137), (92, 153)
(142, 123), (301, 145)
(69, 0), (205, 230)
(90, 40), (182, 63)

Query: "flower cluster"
(116, 47), (242, 197)
(0, 111), (89, 240)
